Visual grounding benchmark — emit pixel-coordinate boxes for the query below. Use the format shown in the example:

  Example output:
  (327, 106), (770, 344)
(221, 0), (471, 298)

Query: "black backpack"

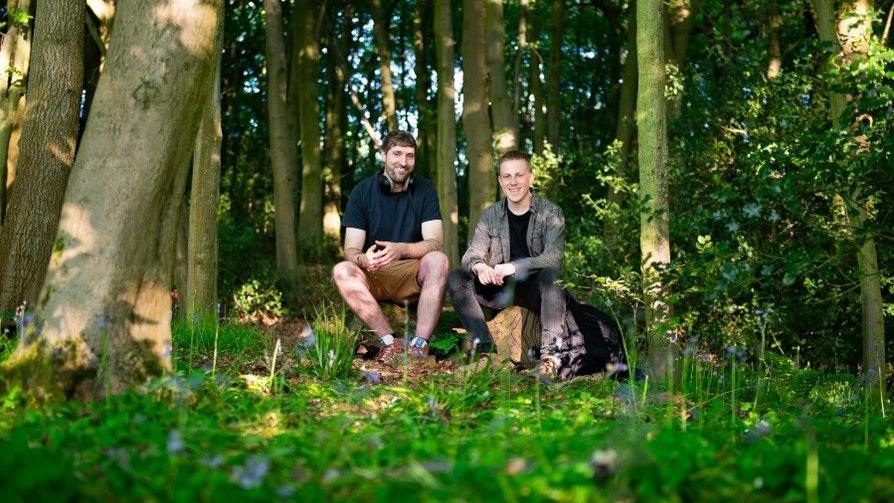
(568, 298), (627, 376)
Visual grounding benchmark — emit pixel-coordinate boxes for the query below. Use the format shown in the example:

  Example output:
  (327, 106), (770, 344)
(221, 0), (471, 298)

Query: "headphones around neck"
(379, 169), (415, 192)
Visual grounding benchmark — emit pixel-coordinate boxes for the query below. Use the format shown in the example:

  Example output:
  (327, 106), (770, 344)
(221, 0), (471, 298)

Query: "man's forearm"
(399, 238), (442, 259)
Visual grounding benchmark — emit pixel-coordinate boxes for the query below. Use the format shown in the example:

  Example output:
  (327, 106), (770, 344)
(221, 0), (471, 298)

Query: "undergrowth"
(0, 320), (892, 502)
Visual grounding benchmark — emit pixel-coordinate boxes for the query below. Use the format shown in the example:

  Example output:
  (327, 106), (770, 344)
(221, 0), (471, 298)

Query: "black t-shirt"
(342, 173), (441, 251)
(507, 209), (531, 260)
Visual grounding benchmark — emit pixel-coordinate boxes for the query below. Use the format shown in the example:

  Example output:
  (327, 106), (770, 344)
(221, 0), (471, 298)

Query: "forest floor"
(1, 311), (893, 502)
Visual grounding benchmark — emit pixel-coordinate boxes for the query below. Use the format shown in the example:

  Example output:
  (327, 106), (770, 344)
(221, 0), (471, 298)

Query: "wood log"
(487, 306), (541, 368)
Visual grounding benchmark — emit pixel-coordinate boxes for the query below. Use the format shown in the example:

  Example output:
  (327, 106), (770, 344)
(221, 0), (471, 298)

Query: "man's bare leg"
(414, 251), (449, 339)
(331, 261), (393, 337)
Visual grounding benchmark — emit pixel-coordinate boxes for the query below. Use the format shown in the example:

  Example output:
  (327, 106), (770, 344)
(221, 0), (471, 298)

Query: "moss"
(0, 339), (94, 404)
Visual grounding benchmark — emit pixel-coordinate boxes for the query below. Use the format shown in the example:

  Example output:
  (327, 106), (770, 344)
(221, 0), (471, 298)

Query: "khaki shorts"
(365, 259), (421, 304)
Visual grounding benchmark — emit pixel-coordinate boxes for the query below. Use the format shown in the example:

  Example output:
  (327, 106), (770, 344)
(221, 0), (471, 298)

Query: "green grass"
(1, 321), (893, 502)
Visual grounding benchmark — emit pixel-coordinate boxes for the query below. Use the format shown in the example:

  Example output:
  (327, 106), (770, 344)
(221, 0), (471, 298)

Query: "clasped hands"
(474, 262), (516, 286)
(360, 240), (404, 271)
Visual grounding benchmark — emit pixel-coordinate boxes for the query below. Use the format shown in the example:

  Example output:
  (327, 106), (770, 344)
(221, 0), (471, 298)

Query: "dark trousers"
(447, 267), (566, 357)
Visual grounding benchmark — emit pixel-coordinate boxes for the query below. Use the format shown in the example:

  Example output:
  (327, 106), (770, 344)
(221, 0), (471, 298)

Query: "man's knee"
(332, 261), (359, 286)
(447, 267), (474, 292)
(420, 250), (449, 277)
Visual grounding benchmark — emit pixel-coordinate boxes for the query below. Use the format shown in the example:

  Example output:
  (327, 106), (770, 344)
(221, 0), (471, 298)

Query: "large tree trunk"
(413, 0), (436, 180)
(637, 0), (676, 383)
(486, 0), (518, 156)
(544, 0), (565, 152)
(434, 0), (459, 267)
(186, 29), (224, 324)
(463, 0), (495, 234)
(0, 0), (32, 224)
(1, 0), (223, 400)
(0, 0), (85, 318)
(323, 4), (353, 241)
(293, 0), (324, 253)
(264, 0), (300, 298)
(370, 0), (398, 131)
(815, 0), (885, 389)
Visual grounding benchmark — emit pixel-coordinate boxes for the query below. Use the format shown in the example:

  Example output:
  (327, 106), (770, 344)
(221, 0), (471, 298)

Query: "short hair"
(380, 130), (417, 153)
(498, 149), (531, 168)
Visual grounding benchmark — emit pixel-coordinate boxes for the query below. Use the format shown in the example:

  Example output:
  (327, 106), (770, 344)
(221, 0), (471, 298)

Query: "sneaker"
(376, 339), (405, 365)
(408, 336), (429, 358)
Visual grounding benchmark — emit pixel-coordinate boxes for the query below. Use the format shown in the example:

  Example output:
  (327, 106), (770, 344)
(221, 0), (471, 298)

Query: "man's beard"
(385, 164), (409, 184)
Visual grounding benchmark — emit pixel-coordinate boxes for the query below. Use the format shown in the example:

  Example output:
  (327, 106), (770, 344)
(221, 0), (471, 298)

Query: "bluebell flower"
(167, 430), (184, 455)
(232, 455), (269, 489)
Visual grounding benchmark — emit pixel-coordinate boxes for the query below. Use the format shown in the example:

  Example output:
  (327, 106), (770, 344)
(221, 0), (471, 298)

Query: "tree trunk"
(0, 0), (84, 318)
(371, 0), (398, 131)
(414, 0), (436, 180)
(664, 0), (696, 118)
(486, 0), (518, 156)
(293, 0), (324, 253)
(264, 0), (300, 297)
(434, 0), (459, 267)
(529, 14), (546, 154)
(766, 0), (782, 79)
(323, 4), (353, 241)
(186, 29), (224, 324)
(0, 0), (32, 224)
(1, 0), (223, 400)
(637, 0), (676, 383)
(463, 0), (495, 233)
(545, 0), (565, 152)
(604, 2), (638, 250)
(815, 0), (885, 389)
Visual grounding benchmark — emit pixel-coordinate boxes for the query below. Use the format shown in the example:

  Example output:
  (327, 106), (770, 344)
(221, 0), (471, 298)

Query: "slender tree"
(766, 0), (782, 79)
(815, 0), (885, 391)
(434, 0), (459, 266)
(637, 0), (676, 382)
(264, 0), (300, 298)
(0, 0), (32, 223)
(293, 0), (324, 253)
(486, 0), (518, 156)
(463, 0), (495, 232)
(323, 4), (354, 240)
(370, 0), (398, 131)
(0, 0), (85, 318)
(529, 12), (546, 154)
(545, 0), (565, 152)
(186, 28), (224, 323)
(2, 0), (223, 400)
(414, 0), (436, 180)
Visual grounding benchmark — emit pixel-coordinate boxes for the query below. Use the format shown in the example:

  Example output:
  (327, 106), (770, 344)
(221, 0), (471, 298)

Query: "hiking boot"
(376, 339), (405, 365)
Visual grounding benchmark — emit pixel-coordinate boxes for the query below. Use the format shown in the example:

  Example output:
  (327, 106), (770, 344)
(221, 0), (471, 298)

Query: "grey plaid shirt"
(461, 193), (565, 278)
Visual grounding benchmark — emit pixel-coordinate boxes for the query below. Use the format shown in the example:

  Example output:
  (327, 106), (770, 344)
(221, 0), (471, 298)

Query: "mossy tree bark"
(434, 0), (459, 267)
(462, 0), (495, 235)
(0, 0), (84, 318)
(292, 0), (324, 254)
(263, 0), (300, 298)
(486, 0), (518, 156)
(2, 0), (223, 400)
(815, 0), (885, 390)
(186, 29), (224, 324)
(637, 0), (677, 383)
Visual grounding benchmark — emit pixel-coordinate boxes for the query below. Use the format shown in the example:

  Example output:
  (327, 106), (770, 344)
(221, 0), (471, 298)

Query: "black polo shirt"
(342, 173), (441, 251)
